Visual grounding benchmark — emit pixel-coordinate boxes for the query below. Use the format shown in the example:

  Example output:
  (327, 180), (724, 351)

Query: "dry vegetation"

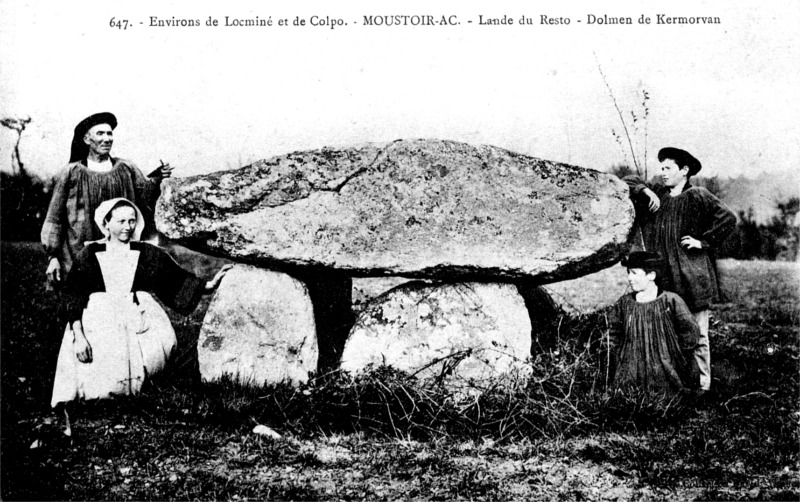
(2, 241), (798, 500)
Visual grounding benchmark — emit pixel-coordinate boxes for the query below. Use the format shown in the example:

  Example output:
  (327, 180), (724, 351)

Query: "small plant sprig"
(611, 128), (631, 171)
(630, 87), (650, 177)
(594, 53), (651, 179)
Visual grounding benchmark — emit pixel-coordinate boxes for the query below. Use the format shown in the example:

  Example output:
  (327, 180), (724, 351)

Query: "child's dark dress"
(612, 291), (700, 394)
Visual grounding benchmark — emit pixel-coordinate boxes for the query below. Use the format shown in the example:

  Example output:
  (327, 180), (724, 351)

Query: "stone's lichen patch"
(156, 139), (634, 281)
(201, 335), (224, 351)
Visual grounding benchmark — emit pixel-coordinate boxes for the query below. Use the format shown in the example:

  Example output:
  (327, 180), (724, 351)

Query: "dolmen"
(155, 139), (634, 391)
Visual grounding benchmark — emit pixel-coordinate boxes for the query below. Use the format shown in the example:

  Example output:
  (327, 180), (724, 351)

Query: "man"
(41, 112), (174, 288)
(624, 147), (736, 392)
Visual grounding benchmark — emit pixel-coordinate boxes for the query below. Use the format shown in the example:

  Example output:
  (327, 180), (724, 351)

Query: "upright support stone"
(198, 265), (318, 386)
(295, 268), (354, 373)
(341, 282), (532, 392)
(514, 279), (567, 352)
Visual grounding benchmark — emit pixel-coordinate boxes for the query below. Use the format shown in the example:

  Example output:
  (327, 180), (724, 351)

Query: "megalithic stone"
(341, 281), (533, 392)
(198, 265), (318, 386)
(156, 139), (634, 282)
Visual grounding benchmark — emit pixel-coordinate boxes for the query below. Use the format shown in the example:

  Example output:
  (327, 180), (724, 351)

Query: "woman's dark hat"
(657, 147), (701, 176)
(69, 112), (118, 162)
(621, 251), (665, 271)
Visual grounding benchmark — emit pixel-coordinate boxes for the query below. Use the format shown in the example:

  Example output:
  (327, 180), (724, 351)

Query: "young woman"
(611, 251), (700, 395)
(51, 198), (231, 434)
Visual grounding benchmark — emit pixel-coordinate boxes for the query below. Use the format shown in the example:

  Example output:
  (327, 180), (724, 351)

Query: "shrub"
(0, 171), (51, 241)
(144, 306), (697, 442)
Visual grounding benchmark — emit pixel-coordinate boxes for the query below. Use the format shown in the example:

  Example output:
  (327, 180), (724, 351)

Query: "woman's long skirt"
(51, 292), (176, 407)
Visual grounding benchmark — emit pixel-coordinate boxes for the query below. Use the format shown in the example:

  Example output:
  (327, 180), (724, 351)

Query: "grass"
(2, 241), (799, 500)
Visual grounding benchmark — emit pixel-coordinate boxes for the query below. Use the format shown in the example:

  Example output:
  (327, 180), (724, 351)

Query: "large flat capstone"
(156, 139), (634, 281)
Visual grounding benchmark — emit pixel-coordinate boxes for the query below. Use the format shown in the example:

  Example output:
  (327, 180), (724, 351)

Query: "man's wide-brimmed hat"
(658, 147), (702, 176)
(94, 197), (145, 241)
(69, 112), (118, 163)
(621, 251), (665, 271)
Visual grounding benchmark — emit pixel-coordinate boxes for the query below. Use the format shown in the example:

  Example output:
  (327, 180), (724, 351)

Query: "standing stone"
(296, 269), (354, 373)
(198, 265), (317, 386)
(156, 139), (634, 282)
(514, 279), (568, 351)
(341, 282), (532, 390)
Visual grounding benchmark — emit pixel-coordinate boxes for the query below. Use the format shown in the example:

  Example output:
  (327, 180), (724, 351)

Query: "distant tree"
(1, 115), (50, 241)
(766, 196), (800, 261)
(694, 175), (725, 199)
(718, 198), (800, 261)
(1, 115), (31, 176)
(776, 197), (800, 227)
(718, 208), (761, 260)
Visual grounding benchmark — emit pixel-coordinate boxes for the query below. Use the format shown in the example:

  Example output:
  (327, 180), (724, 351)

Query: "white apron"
(51, 248), (177, 406)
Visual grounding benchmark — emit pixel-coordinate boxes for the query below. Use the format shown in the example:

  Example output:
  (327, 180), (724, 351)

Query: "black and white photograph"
(1, 0), (798, 499)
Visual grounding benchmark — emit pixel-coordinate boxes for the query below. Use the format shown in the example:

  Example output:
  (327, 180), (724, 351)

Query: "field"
(1, 241), (798, 501)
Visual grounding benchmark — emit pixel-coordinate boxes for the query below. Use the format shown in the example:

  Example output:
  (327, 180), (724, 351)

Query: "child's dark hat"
(658, 147), (701, 176)
(621, 251), (665, 270)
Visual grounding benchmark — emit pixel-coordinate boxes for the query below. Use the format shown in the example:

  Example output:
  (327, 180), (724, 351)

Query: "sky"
(1, 0), (799, 182)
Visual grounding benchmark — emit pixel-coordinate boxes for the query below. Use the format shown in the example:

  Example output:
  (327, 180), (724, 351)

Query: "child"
(624, 147), (736, 391)
(611, 252), (700, 395)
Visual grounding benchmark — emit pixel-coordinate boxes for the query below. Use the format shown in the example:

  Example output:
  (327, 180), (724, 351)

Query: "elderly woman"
(51, 198), (231, 434)
(41, 112), (174, 288)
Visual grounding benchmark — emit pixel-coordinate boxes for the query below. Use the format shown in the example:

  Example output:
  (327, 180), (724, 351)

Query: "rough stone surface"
(340, 282), (532, 389)
(198, 265), (318, 386)
(352, 277), (433, 314)
(353, 277), (565, 351)
(156, 139), (634, 281)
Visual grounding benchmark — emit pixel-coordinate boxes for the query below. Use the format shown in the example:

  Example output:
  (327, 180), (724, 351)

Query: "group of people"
(41, 112), (231, 435)
(40, 112), (735, 434)
(611, 147), (736, 396)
